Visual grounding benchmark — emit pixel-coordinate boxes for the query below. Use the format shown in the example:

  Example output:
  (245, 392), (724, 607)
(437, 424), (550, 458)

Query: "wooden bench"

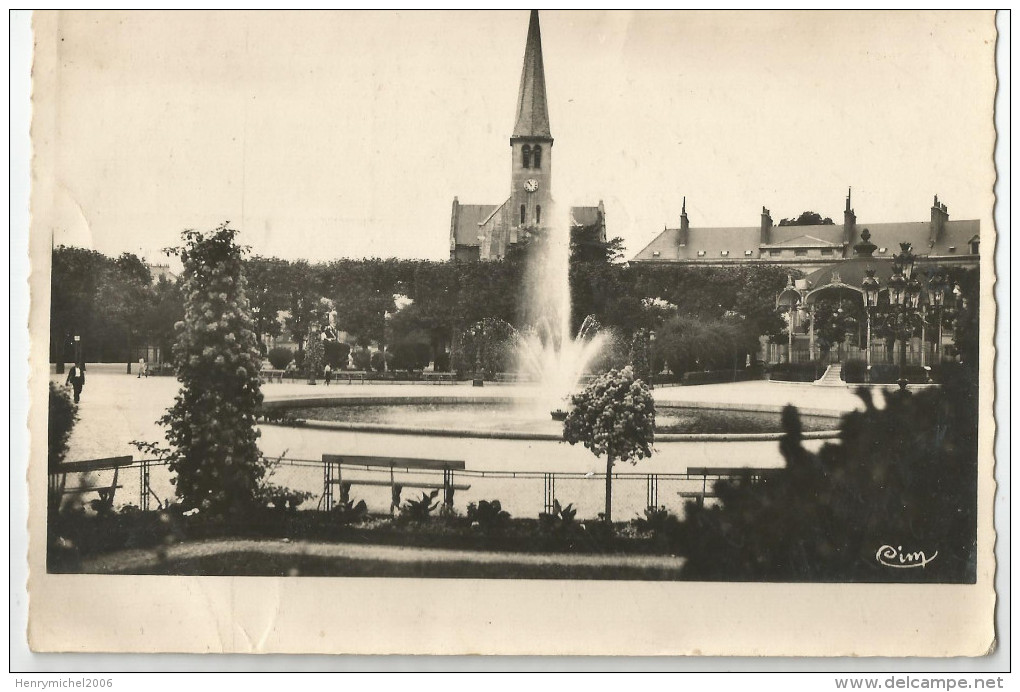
(321, 454), (468, 513)
(680, 467), (777, 506)
(422, 371), (457, 384)
(260, 369), (285, 384)
(49, 455), (133, 511)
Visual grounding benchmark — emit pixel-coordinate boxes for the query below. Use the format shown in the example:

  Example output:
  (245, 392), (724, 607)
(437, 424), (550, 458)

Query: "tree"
(282, 259), (325, 353)
(160, 224), (265, 514)
(244, 256), (292, 348)
(778, 211), (835, 226)
(99, 253), (154, 372)
(629, 329), (652, 383)
(562, 366), (655, 522)
(812, 297), (861, 357)
(653, 314), (757, 378)
(675, 372), (978, 582)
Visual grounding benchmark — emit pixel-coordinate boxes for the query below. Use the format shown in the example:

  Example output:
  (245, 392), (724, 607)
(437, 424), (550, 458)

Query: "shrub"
(674, 369), (979, 582)
(538, 500), (577, 532)
(563, 366), (655, 522)
(629, 329), (652, 383)
(48, 382), (77, 472)
(400, 490), (440, 521)
(160, 225), (266, 515)
(304, 333), (324, 379)
(632, 505), (679, 536)
(681, 369), (758, 386)
(333, 482), (369, 524)
(351, 346), (372, 371)
(842, 358), (867, 384)
(769, 361), (823, 382)
(390, 341), (431, 371)
(323, 341), (351, 369)
(266, 346), (293, 370)
(370, 350), (395, 372)
(467, 500), (511, 532)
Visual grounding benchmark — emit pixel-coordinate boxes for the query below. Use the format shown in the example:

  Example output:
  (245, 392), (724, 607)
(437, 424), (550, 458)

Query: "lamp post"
(861, 268), (880, 383)
(926, 272), (948, 363)
(73, 334), (82, 366)
(473, 322), (485, 387)
(889, 244), (920, 390)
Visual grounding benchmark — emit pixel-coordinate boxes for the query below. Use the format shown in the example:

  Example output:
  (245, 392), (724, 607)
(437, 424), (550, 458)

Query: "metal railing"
(50, 455), (776, 520)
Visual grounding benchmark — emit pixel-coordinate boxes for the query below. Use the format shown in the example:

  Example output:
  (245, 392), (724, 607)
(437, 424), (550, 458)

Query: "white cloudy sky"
(39, 10), (996, 264)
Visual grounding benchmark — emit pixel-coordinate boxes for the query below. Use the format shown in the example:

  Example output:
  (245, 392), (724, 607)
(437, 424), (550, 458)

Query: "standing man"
(65, 362), (86, 404)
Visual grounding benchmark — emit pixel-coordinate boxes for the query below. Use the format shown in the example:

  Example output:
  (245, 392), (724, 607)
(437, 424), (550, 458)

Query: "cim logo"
(876, 544), (938, 569)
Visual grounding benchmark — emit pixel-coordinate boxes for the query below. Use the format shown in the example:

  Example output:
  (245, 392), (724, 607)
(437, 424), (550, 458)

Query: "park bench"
(680, 467), (777, 506)
(48, 455), (133, 511)
(321, 454), (469, 514)
(260, 368), (285, 384)
(422, 371), (457, 384)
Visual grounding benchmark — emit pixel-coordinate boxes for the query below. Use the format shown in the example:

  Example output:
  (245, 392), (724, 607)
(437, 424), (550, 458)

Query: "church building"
(449, 10), (606, 262)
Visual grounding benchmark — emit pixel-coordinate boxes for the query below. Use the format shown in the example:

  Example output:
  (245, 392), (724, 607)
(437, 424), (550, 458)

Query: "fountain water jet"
(515, 203), (607, 413)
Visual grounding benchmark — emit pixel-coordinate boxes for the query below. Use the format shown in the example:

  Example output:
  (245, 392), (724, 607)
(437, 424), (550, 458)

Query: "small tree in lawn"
(563, 366), (655, 522)
(161, 224), (265, 515)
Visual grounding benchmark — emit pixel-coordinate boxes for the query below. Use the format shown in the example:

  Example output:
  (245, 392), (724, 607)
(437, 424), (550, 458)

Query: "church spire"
(513, 10), (551, 139)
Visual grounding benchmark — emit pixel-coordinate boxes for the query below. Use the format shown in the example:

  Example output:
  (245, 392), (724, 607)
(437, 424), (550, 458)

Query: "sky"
(38, 10), (997, 266)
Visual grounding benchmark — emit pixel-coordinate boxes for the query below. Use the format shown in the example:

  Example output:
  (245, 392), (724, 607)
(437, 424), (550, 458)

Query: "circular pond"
(279, 400), (839, 437)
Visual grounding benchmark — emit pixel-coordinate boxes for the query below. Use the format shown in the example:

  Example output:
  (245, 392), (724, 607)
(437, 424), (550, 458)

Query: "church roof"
(513, 10), (551, 139)
(570, 206), (602, 227)
(451, 203), (499, 246)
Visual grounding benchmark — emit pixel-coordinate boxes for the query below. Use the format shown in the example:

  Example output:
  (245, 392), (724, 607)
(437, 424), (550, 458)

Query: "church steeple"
(513, 10), (551, 139)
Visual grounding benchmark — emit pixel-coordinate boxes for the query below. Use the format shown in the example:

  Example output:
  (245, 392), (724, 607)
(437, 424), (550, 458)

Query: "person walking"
(137, 358), (147, 378)
(65, 362), (86, 404)
(324, 364), (332, 386)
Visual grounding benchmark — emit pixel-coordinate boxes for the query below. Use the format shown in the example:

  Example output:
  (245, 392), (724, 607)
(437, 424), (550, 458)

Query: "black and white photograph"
(25, 10), (999, 657)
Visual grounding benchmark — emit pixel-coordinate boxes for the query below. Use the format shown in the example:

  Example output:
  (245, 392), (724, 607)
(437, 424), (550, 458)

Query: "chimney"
(842, 187), (856, 255)
(677, 196), (689, 247)
(760, 206), (773, 245)
(929, 194), (949, 248)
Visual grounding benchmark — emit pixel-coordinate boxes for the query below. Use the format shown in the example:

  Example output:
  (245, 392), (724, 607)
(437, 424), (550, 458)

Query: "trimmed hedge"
(680, 369), (760, 386)
(768, 361), (824, 382)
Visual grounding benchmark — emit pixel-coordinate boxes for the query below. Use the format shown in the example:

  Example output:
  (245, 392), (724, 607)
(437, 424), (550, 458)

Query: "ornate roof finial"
(853, 227), (877, 257)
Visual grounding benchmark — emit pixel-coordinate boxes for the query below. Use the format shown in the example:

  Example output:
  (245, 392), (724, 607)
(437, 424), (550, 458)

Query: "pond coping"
(261, 394), (843, 443)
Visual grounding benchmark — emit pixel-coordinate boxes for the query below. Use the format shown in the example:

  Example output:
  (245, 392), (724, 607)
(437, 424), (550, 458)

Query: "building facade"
(632, 192), (979, 274)
(449, 10), (606, 262)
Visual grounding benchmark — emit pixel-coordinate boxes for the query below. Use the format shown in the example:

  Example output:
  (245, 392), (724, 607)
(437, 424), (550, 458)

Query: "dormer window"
(744, 250), (753, 257)
(522, 145), (532, 168)
(720, 250), (729, 257)
(879, 247), (888, 254)
(970, 239), (980, 254)
(652, 251), (660, 257)
(697, 250), (706, 257)
(948, 246), (956, 253)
